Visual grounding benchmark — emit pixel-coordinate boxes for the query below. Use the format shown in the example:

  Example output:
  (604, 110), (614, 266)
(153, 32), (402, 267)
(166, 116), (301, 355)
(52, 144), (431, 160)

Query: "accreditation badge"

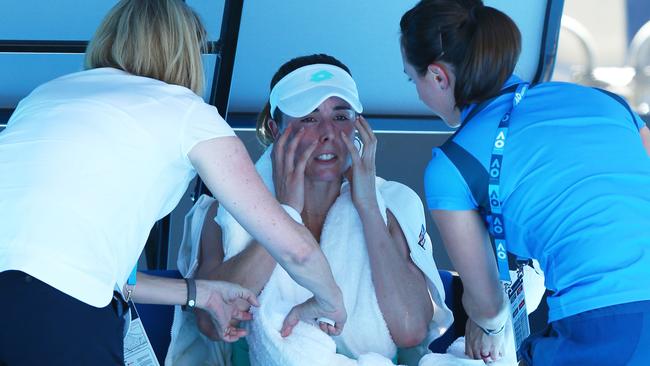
(505, 266), (530, 360)
(123, 301), (160, 366)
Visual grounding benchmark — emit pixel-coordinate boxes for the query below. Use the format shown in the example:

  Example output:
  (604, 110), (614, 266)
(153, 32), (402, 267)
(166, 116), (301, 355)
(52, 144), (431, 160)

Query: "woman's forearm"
(214, 243), (276, 295)
(462, 289), (509, 331)
(190, 137), (343, 310)
(432, 210), (508, 330)
(359, 206), (433, 346)
(129, 272), (188, 305)
(192, 201), (276, 295)
(278, 229), (343, 311)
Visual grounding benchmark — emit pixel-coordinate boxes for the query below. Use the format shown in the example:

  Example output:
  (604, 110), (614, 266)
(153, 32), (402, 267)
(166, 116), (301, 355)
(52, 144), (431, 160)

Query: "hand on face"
(271, 124), (318, 214)
(464, 317), (507, 363)
(341, 115), (378, 211)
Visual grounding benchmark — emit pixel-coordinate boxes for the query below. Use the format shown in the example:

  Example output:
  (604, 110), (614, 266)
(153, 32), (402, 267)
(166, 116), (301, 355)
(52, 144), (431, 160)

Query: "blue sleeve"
(424, 147), (477, 210)
(632, 110), (647, 130)
(593, 87), (646, 130)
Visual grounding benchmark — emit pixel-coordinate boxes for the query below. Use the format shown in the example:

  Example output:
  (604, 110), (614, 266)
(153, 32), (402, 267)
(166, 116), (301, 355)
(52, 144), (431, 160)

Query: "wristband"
(479, 322), (506, 336)
(182, 278), (197, 311)
(281, 204), (303, 224)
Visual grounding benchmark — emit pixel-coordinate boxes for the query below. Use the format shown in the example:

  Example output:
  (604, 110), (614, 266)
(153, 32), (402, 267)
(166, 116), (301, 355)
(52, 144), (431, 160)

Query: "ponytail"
(456, 6), (520, 108)
(256, 102), (275, 147)
(400, 0), (521, 109)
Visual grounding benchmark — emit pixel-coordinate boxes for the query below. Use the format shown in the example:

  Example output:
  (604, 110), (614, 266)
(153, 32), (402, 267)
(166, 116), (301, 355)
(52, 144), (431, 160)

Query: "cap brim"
(277, 85), (363, 118)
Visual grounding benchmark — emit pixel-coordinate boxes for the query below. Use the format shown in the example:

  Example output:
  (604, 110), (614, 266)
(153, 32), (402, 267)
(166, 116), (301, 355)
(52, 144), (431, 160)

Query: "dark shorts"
(0, 270), (126, 366)
(521, 300), (650, 366)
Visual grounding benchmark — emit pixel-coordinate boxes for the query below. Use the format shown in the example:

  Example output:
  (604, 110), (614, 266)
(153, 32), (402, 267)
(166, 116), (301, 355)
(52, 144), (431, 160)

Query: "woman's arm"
(189, 136), (345, 335)
(193, 200), (276, 340)
(361, 207), (433, 348)
(194, 200), (224, 278)
(194, 200), (275, 294)
(430, 209), (507, 329)
(128, 271), (257, 342)
(432, 209), (509, 361)
(214, 244), (275, 295)
(341, 116), (432, 346)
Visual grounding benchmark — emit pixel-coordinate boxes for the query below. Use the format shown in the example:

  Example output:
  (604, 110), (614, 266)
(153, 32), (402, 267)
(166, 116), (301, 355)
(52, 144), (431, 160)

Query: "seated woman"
(167, 54), (453, 366)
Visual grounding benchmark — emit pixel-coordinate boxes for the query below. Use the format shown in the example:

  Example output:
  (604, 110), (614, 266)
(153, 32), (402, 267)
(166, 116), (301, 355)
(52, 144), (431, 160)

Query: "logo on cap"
(418, 225), (426, 249)
(310, 70), (334, 83)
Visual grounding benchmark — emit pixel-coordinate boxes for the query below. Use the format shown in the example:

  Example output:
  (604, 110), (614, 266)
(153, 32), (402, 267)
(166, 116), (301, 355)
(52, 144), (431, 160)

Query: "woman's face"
(401, 47), (460, 127)
(281, 96), (356, 182)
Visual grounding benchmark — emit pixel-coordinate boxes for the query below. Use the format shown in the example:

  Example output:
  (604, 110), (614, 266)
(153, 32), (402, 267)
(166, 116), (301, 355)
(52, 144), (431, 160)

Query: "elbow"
(389, 295), (434, 348)
(391, 312), (431, 348)
(392, 324), (428, 348)
(287, 239), (319, 266)
(277, 222), (320, 267)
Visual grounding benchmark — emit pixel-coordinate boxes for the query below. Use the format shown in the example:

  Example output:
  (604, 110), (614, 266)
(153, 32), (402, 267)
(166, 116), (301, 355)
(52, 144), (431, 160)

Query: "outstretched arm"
(431, 209), (509, 361)
(431, 209), (506, 328)
(128, 271), (258, 342)
(189, 136), (345, 335)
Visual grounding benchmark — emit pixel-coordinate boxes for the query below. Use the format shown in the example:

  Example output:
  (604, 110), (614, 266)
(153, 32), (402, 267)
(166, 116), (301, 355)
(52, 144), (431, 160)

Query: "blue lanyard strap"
(128, 266), (138, 286)
(487, 83), (529, 281)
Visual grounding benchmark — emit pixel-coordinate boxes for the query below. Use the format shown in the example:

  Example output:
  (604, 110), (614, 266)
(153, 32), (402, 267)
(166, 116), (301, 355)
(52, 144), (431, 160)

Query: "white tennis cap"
(269, 64), (363, 118)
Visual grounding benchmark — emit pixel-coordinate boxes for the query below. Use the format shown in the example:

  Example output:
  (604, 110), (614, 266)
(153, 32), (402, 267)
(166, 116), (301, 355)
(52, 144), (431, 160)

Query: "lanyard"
(487, 83), (528, 281)
(486, 83), (530, 357)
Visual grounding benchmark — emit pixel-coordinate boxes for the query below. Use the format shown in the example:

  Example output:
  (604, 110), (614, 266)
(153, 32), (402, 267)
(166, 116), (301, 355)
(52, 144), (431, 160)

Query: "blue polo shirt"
(425, 76), (650, 322)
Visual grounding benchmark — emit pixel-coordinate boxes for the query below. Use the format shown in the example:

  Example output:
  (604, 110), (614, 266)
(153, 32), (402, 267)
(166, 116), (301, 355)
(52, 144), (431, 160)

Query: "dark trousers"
(521, 300), (650, 366)
(0, 270), (126, 366)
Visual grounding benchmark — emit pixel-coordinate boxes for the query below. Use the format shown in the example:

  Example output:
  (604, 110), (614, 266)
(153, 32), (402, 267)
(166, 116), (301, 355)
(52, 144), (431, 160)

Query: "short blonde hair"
(85, 0), (206, 95)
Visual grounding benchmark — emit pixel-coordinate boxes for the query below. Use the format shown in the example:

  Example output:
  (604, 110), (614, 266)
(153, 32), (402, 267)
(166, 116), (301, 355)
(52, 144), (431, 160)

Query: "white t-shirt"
(0, 67), (235, 307)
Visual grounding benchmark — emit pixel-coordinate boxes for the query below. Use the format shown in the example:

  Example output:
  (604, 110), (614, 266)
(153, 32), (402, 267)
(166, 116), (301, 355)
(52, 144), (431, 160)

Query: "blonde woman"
(0, 1), (345, 364)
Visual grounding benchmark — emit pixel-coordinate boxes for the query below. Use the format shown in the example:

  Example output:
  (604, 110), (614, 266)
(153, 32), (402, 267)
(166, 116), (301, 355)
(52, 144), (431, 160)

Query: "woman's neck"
(301, 178), (342, 241)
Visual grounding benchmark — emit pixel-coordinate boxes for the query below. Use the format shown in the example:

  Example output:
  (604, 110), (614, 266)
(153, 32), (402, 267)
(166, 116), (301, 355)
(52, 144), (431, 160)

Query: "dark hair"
(400, 0), (520, 109)
(256, 54), (352, 146)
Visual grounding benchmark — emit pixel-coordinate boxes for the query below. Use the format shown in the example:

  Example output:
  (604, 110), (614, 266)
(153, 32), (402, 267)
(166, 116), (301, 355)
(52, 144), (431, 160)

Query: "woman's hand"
(272, 124), (318, 213)
(194, 280), (260, 342)
(341, 115), (378, 211)
(195, 297), (253, 341)
(280, 295), (347, 338)
(465, 317), (507, 363)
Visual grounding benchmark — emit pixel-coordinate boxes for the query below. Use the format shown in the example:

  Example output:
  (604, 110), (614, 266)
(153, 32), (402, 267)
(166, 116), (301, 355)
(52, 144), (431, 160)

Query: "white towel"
(216, 147), (453, 366)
